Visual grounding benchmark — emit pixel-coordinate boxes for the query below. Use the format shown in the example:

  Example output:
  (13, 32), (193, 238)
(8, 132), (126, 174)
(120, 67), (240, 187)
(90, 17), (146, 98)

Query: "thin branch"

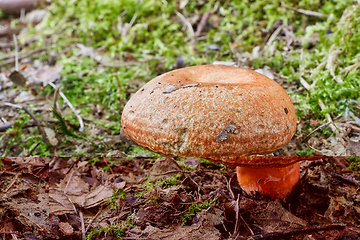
(195, 11), (210, 37)
(248, 223), (345, 240)
(0, 48), (46, 67)
(4, 102), (47, 142)
(175, 10), (195, 46)
(266, 24), (284, 46)
(233, 194), (240, 236)
(13, 34), (18, 71)
(299, 49), (310, 90)
(48, 82), (84, 132)
(4, 173), (21, 192)
(79, 210), (85, 240)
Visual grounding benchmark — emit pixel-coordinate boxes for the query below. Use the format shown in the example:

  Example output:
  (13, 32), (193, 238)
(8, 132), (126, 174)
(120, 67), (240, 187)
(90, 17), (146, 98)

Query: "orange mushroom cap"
(121, 65), (303, 198)
(121, 65), (297, 164)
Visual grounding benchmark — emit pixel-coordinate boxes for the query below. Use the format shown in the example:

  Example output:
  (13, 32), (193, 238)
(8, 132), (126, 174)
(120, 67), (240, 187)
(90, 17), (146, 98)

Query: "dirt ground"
(0, 1), (360, 240)
(0, 156), (359, 239)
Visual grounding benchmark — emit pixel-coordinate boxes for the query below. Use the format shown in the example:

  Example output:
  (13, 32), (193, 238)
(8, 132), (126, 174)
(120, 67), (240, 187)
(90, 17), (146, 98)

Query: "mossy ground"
(0, 1), (359, 156)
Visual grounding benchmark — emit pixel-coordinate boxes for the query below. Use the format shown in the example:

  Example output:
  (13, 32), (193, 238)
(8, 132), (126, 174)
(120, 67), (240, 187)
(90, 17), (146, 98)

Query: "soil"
(0, 156), (359, 239)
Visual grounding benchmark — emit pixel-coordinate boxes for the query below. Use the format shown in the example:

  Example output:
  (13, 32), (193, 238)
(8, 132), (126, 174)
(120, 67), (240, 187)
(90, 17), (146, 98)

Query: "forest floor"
(0, 156), (359, 239)
(0, 1), (359, 239)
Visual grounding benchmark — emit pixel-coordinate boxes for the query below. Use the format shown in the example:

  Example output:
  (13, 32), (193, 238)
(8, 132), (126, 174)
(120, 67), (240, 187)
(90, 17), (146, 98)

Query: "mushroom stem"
(236, 162), (300, 199)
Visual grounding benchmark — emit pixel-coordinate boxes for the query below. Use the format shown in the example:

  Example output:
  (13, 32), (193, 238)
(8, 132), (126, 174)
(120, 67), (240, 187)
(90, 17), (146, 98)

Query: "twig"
(102, 157), (114, 174)
(63, 170), (76, 195)
(318, 99), (336, 132)
(4, 102), (47, 142)
(299, 122), (331, 143)
(233, 194), (240, 236)
(175, 10), (195, 46)
(333, 173), (360, 187)
(0, 122), (13, 132)
(48, 82), (84, 132)
(282, 2), (327, 18)
(153, 169), (184, 176)
(240, 214), (254, 236)
(247, 223), (346, 240)
(0, 48), (46, 67)
(299, 49), (310, 90)
(266, 23), (284, 46)
(0, 119), (60, 132)
(227, 177), (235, 200)
(79, 210), (85, 240)
(85, 206), (103, 234)
(183, 176), (201, 202)
(13, 34), (18, 71)
(52, 85), (61, 111)
(11, 233), (18, 240)
(195, 11), (210, 37)
(29, 141), (42, 155)
(4, 173), (21, 192)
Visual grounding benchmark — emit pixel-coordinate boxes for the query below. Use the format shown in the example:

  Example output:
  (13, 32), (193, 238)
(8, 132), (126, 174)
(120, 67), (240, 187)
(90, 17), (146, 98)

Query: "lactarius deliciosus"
(121, 64), (301, 199)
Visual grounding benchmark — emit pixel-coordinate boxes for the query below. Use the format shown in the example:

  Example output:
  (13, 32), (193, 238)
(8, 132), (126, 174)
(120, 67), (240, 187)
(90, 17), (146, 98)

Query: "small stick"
(283, 4), (327, 18)
(227, 177), (235, 200)
(266, 24), (284, 46)
(48, 82), (84, 132)
(249, 223), (345, 240)
(299, 49), (310, 90)
(318, 99), (336, 132)
(11, 233), (18, 240)
(52, 85), (61, 111)
(29, 141), (42, 155)
(85, 206), (103, 234)
(13, 34), (18, 71)
(102, 157), (114, 174)
(4, 173), (21, 192)
(4, 103), (47, 142)
(195, 11), (210, 37)
(0, 48), (46, 67)
(300, 122), (331, 143)
(240, 214), (254, 236)
(63, 170), (76, 195)
(233, 194), (240, 236)
(79, 210), (85, 240)
(175, 10), (195, 46)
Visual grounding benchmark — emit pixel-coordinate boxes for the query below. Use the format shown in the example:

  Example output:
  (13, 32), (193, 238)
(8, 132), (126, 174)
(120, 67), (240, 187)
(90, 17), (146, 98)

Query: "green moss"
(199, 158), (224, 168)
(85, 223), (126, 240)
(86, 157), (100, 166)
(0, 158), (4, 170)
(289, 3), (360, 118)
(181, 198), (217, 225)
(104, 189), (128, 209)
(296, 148), (314, 156)
(12, 0), (358, 156)
(345, 157), (360, 172)
(155, 173), (182, 189)
(127, 146), (162, 158)
(134, 180), (155, 198)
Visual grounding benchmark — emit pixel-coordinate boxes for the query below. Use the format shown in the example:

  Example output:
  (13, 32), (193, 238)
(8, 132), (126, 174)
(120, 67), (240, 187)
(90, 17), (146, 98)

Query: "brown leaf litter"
(1, 156), (359, 239)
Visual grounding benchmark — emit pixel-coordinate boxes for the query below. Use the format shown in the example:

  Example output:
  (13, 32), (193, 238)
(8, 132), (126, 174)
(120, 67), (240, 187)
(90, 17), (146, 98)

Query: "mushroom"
(121, 65), (305, 199)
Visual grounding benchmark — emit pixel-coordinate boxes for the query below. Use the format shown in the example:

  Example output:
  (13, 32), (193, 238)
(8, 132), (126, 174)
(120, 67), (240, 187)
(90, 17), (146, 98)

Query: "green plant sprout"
(155, 173), (182, 189)
(0, 158), (4, 170)
(2, 109), (30, 156)
(85, 223), (126, 240)
(296, 148), (315, 156)
(134, 179), (155, 198)
(181, 198), (218, 225)
(104, 189), (128, 209)
(127, 145), (162, 158)
(345, 157), (360, 172)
